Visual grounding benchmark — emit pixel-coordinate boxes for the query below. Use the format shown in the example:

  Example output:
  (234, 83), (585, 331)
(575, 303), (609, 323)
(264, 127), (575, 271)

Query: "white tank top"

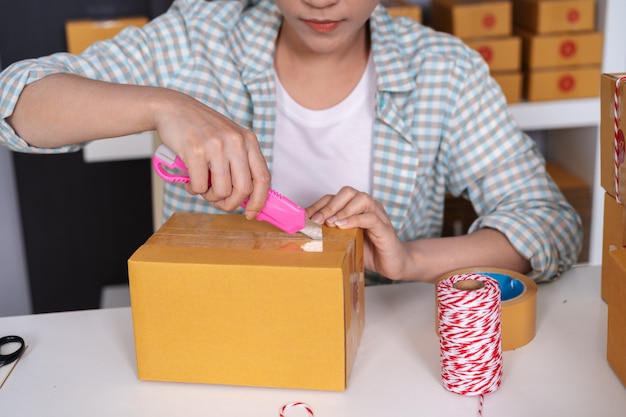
(272, 55), (376, 208)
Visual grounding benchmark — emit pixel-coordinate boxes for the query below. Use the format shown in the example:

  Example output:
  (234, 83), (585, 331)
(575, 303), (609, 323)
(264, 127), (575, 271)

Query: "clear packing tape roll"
(436, 267), (538, 351)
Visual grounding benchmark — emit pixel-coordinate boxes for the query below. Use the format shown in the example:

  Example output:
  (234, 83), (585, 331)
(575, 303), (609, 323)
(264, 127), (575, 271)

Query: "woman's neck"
(274, 22), (371, 110)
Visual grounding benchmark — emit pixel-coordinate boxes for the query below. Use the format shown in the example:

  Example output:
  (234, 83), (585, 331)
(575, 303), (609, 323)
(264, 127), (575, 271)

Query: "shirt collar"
(370, 4), (418, 93)
(226, 0), (281, 83)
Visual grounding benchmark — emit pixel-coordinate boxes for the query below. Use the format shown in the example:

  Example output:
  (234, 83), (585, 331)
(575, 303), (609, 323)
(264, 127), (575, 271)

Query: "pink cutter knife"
(152, 144), (322, 240)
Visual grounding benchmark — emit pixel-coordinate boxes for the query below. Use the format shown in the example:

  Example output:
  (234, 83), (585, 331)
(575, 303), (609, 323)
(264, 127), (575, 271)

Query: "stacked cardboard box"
(545, 162), (591, 263)
(606, 248), (626, 388)
(600, 73), (626, 388)
(513, 0), (602, 101)
(65, 16), (148, 54)
(430, 0), (522, 103)
(382, 0), (422, 22)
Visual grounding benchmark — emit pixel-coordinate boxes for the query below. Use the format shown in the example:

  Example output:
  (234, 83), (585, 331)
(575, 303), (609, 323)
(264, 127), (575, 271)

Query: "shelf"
(509, 98), (600, 131)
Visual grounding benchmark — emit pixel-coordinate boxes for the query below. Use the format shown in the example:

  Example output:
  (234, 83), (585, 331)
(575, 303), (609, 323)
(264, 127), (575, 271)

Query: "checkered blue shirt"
(0, 0), (582, 281)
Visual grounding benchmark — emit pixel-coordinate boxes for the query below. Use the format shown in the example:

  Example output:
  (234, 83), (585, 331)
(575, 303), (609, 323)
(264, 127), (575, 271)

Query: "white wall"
(0, 146), (31, 316)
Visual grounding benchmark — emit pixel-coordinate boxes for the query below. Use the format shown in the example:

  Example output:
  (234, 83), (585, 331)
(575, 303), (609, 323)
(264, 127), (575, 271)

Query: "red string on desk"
(437, 273), (502, 416)
(279, 402), (314, 417)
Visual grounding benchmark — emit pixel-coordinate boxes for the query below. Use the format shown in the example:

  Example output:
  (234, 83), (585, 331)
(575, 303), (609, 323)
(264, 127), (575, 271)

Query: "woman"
(0, 0), (582, 283)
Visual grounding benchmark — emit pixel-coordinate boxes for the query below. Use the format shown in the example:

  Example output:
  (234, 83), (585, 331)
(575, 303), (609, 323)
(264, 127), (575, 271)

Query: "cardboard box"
(383, 0), (422, 22)
(65, 16), (149, 54)
(606, 247), (626, 388)
(465, 36), (521, 71)
(513, 0), (596, 34)
(546, 162), (591, 263)
(127, 213), (365, 391)
(524, 65), (600, 101)
(517, 29), (603, 69)
(602, 192), (626, 302)
(431, 0), (512, 39)
(442, 194), (476, 237)
(492, 71), (523, 103)
(600, 73), (626, 202)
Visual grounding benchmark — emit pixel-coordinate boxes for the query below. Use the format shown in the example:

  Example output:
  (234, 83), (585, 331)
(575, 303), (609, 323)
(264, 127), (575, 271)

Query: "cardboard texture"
(524, 65), (600, 101)
(465, 36), (521, 72)
(512, 0), (596, 34)
(517, 29), (603, 69)
(431, 0), (512, 39)
(600, 73), (626, 202)
(606, 248), (626, 388)
(492, 71), (523, 103)
(383, 0), (422, 22)
(127, 213), (365, 391)
(65, 16), (149, 54)
(602, 193), (626, 302)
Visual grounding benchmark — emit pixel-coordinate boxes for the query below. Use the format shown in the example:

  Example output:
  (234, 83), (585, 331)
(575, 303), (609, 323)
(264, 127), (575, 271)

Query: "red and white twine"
(279, 402), (314, 417)
(437, 273), (503, 416)
(613, 76), (626, 204)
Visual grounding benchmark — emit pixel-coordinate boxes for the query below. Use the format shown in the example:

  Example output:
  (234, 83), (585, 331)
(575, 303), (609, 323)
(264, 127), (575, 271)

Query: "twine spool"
(437, 273), (503, 416)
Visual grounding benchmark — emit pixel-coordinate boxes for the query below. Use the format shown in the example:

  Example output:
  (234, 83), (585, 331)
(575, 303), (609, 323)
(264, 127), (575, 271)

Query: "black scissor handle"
(0, 335), (25, 366)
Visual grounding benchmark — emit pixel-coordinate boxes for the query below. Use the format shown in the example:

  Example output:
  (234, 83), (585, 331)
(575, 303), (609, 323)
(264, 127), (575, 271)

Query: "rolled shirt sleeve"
(443, 50), (582, 282)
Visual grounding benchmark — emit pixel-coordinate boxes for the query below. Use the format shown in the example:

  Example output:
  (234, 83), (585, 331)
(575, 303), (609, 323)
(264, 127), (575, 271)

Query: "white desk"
(1, 265), (624, 416)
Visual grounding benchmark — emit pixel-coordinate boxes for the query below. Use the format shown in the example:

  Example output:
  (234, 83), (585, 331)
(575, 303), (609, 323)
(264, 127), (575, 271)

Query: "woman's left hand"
(306, 186), (411, 280)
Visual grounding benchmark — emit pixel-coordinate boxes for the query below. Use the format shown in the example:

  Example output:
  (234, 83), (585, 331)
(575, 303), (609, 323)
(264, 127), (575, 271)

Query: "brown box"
(383, 0), (422, 22)
(431, 0), (512, 38)
(524, 65), (600, 101)
(65, 16), (149, 54)
(513, 0), (596, 34)
(492, 71), (523, 103)
(465, 36), (522, 71)
(606, 247), (626, 388)
(545, 162), (591, 263)
(602, 192), (626, 302)
(128, 213), (365, 391)
(517, 29), (603, 69)
(442, 194), (476, 237)
(600, 73), (626, 202)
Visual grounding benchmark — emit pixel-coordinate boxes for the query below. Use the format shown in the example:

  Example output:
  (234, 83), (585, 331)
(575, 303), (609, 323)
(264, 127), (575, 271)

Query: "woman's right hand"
(153, 89), (271, 219)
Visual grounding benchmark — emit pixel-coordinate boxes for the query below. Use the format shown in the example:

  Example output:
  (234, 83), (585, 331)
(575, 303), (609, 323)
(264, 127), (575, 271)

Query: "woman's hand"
(152, 89), (271, 218)
(306, 186), (413, 280)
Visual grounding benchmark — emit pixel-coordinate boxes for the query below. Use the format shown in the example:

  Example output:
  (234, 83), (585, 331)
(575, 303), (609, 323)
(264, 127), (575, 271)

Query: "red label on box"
(482, 13), (496, 29)
(567, 8), (580, 24)
(559, 75), (576, 92)
(560, 40), (577, 58)
(478, 46), (494, 63)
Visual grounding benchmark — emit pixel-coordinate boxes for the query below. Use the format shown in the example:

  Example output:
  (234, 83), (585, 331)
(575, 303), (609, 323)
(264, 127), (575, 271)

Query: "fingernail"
(326, 216), (338, 226)
(334, 219), (347, 227)
(311, 213), (324, 224)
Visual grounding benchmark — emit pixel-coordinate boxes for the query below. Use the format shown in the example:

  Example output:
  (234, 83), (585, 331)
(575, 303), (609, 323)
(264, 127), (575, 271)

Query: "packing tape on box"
(435, 267), (538, 351)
